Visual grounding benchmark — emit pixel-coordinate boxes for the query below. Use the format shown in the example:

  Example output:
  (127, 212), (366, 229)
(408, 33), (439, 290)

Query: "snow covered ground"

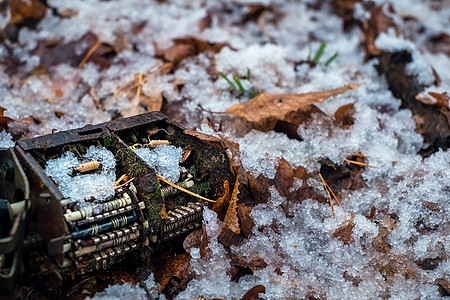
(0, 0), (449, 299)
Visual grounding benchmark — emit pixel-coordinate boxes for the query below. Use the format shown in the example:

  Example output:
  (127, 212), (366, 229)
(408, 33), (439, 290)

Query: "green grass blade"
(233, 74), (246, 94)
(219, 72), (237, 90)
(312, 41), (327, 64)
(324, 52), (339, 67)
(307, 36), (312, 61)
(247, 68), (251, 81)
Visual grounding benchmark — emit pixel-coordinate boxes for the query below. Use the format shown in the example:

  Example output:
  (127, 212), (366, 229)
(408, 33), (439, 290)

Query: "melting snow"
(1, 0), (449, 299)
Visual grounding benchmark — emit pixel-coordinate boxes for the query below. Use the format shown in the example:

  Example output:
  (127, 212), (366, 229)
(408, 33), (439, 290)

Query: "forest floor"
(0, 0), (449, 299)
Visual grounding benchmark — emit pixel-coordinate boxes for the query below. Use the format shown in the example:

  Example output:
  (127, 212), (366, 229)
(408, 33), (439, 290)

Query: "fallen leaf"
(198, 10), (212, 31)
(241, 285), (266, 300)
(199, 224), (209, 258)
(371, 253), (416, 280)
(212, 180), (231, 220)
(9, 0), (47, 26)
(416, 92), (450, 127)
(334, 103), (355, 128)
(333, 221), (355, 244)
(34, 32), (115, 70)
(243, 4), (268, 22)
(273, 105), (326, 140)
(153, 253), (192, 294)
(0, 116), (15, 131)
(219, 174), (244, 247)
(157, 36), (233, 64)
(332, 0), (362, 31)
(427, 32), (450, 57)
(183, 229), (202, 253)
(225, 83), (363, 130)
(183, 129), (222, 144)
(436, 278), (450, 297)
(0, 106), (19, 130)
(237, 204), (254, 238)
(139, 93), (163, 112)
(361, 4), (399, 60)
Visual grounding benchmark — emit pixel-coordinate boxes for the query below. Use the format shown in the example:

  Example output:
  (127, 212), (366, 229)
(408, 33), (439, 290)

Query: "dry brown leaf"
(427, 32), (450, 58)
(218, 174), (244, 247)
(334, 103), (355, 128)
(333, 221), (355, 244)
(0, 106), (18, 130)
(153, 253), (192, 294)
(237, 204), (254, 238)
(183, 229), (202, 253)
(198, 10), (212, 31)
(362, 4), (399, 60)
(225, 83), (363, 126)
(139, 93), (163, 112)
(183, 129), (222, 144)
(212, 180), (231, 220)
(416, 92), (450, 127)
(157, 36), (233, 64)
(34, 32), (115, 70)
(9, 0), (47, 26)
(241, 285), (266, 300)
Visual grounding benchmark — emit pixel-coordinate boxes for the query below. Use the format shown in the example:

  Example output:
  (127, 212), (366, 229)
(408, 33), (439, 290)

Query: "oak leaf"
(225, 83), (363, 126)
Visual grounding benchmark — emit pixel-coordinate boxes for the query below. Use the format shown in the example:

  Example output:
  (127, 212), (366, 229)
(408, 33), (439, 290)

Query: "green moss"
(145, 198), (162, 229)
(192, 181), (211, 197)
(103, 135), (116, 148)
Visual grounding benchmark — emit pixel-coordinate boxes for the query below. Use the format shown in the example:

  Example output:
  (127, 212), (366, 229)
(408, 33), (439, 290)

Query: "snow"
(0, 130), (15, 149)
(45, 146), (116, 202)
(134, 145), (183, 182)
(375, 30), (435, 85)
(0, 0), (449, 299)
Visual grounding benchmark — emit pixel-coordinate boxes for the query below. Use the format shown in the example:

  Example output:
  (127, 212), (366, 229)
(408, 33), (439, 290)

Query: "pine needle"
(114, 174), (127, 185)
(134, 73), (143, 102)
(156, 173), (215, 203)
(78, 36), (104, 69)
(344, 159), (379, 169)
(319, 172), (341, 217)
(113, 62), (172, 97)
(114, 177), (135, 190)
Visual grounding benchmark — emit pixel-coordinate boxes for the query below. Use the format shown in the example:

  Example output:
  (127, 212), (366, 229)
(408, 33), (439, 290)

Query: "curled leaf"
(225, 83), (363, 128)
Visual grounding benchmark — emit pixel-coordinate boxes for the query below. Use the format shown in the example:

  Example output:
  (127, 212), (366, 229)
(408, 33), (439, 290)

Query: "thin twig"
(114, 177), (135, 190)
(344, 159), (379, 169)
(156, 173), (215, 203)
(78, 37), (104, 69)
(113, 62), (159, 96)
(113, 62), (172, 97)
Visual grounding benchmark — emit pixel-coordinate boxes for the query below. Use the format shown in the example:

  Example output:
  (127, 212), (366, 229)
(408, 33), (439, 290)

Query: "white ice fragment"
(0, 130), (15, 149)
(190, 247), (200, 259)
(133, 145), (182, 183)
(88, 282), (148, 300)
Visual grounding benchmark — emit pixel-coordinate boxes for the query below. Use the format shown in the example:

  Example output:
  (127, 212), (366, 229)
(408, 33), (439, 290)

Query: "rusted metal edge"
(14, 146), (66, 263)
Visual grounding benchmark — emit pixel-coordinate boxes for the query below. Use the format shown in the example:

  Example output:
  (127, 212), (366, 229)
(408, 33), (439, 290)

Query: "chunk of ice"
(45, 146), (116, 202)
(0, 130), (15, 149)
(134, 145), (183, 182)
